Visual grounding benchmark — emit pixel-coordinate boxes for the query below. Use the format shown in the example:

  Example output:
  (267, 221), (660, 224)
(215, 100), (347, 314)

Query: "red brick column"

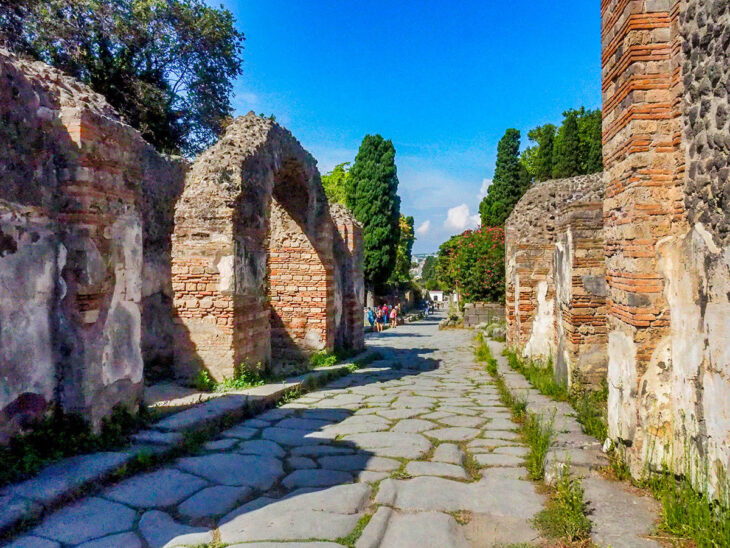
(602, 0), (686, 459)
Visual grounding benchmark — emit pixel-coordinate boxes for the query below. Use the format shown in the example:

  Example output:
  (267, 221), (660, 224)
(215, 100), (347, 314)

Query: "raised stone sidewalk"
(486, 338), (662, 548)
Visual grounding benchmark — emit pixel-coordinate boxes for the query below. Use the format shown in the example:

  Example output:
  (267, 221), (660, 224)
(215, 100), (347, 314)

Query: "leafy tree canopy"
(389, 215), (415, 286)
(0, 0), (245, 155)
(348, 135), (401, 290)
(321, 162), (350, 205)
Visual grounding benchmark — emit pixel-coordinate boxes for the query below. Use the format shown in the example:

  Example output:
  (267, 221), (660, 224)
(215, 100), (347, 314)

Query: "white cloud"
(415, 220), (431, 236)
(478, 178), (493, 199)
(444, 204), (480, 232)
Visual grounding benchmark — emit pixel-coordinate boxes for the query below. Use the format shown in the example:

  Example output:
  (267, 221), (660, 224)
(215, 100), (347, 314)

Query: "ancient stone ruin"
(0, 50), (364, 443)
(507, 0), (730, 495)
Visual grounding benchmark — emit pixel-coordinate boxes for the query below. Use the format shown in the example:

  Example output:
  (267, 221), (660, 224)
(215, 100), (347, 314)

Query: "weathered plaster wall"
(554, 176), (607, 387)
(0, 50), (182, 440)
(602, 0), (729, 495)
(330, 203), (365, 352)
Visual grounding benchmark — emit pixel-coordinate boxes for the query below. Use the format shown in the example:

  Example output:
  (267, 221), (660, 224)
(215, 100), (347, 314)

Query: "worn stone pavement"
(8, 314), (547, 548)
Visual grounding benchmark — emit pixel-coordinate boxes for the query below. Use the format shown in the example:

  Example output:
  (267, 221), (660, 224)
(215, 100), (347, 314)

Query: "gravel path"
(9, 314), (546, 548)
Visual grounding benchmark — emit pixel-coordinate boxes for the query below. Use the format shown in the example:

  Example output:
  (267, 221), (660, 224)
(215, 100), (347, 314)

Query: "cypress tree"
(552, 110), (582, 178)
(479, 129), (531, 227)
(349, 135), (401, 290)
(528, 124), (557, 181)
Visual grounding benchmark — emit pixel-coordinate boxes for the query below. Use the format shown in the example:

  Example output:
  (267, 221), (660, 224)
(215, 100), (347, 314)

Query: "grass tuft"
(523, 412), (554, 481)
(534, 470), (592, 541)
(336, 513), (373, 547)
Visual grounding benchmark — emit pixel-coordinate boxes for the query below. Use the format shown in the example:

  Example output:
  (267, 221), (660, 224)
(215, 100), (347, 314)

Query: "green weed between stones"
(522, 413), (554, 481)
(534, 469), (592, 542)
(336, 513), (373, 547)
(503, 349), (608, 442)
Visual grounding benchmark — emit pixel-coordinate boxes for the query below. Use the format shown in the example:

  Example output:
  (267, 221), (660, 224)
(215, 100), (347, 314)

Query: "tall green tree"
(577, 108), (603, 174)
(389, 215), (415, 285)
(552, 109), (583, 178)
(321, 162), (350, 205)
(0, 0), (244, 155)
(349, 135), (401, 290)
(479, 129), (531, 227)
(421, 255), (441, 290)
(526, 124), (557, 181)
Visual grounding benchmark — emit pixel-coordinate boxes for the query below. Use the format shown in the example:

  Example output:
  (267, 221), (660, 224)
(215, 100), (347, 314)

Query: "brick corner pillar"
(601, 0), (687, 472)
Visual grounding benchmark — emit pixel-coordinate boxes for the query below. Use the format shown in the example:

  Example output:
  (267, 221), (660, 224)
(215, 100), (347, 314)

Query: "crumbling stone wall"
(0, 50), (183, 440)
(553, 175), (607, 387)
(505, 173), (604, 370)
(602, 0), (729, 494)
(172, 114), (361, 380)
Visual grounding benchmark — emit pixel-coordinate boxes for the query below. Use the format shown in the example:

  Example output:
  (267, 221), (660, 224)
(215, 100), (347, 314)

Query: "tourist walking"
(389, 305), (398, 328)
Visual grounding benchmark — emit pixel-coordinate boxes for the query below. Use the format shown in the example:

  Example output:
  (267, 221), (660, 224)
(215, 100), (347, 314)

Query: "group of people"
(366, 303), (402, 332)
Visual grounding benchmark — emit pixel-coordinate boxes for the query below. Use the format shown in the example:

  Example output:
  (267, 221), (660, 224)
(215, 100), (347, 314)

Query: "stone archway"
(171, 113), (336, 380)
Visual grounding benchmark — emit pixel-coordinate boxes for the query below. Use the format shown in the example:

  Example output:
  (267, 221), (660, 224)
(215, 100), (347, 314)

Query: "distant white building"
(428, 290), (444, 302)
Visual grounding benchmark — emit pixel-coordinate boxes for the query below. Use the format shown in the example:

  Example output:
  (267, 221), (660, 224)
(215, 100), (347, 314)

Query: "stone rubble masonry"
(0, 48), (184, 441)
(171, 113), (364, 381)
(505, 173), (607, 388)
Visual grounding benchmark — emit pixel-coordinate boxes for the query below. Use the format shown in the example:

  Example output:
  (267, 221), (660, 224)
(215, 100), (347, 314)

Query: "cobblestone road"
(10, 314), (547, 547)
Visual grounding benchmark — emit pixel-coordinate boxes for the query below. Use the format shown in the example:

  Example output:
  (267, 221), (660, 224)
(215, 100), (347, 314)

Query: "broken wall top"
(505, 173), (604, 244)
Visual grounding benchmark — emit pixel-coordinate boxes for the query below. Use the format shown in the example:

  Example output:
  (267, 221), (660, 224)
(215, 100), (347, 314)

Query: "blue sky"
(210, 1), (601, 253)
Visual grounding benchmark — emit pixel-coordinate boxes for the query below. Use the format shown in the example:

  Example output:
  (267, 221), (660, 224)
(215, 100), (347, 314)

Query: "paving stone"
(138, 510), (212, 548)
(219, 425), (258, 440)
(379, 511), (470, 548)
(30, 497), (136, 545)
(229, 544), (343, 548)
(375, 408), (423, 420)
(219, 484), (371, 543)
(355, 506), (392, 548)
(203, 438), (238, 451)
(76, 532), (143, 548)
(405, 461), (468, 480)
(286, 456), (318, 469)
(318, 454), (400, 472)
(175, 454), (283, 490)
(493, 445), (529, 457)
(281, 469), (353, 489)
(4, 537), (61, 548)
(375, 476), (544, 518)
(485, 417), (519, 431)
(276, 417), (331, 431)
(242, 418), (271, 428)
(424, 426), (481, 441)
(290, 445), (355, 457)
(390, 419), (437, 433)
(437, 415), (484, 428)
(315, 415), (391, 437)
(298, 409), (353, 422)
(5, 452), (135, 509)
(103, 468), (208, 508)
(464, 513), (542, 547)
(237, 439), (285, 458)
(438, 407), (479, 416)
(261, 426), (326, 446)
(431, 443), (465, 464)
(475, 453), (524, 467)
(343, 432), (431, 459)
(355, 471), (389, 483)
(583, 477), (662, 548)
(178, 485), (253, 520)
